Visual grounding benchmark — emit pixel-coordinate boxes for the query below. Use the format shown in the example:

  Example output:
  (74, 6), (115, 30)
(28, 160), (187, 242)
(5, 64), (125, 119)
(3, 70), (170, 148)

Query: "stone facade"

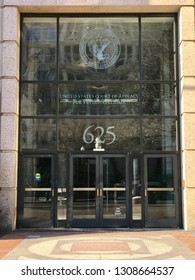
(0, 0), (195, 231)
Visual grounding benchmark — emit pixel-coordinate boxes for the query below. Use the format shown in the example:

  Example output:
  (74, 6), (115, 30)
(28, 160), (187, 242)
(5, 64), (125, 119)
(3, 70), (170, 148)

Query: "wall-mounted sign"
(60, 92), (138, 104)
(79, 28), (121, 69)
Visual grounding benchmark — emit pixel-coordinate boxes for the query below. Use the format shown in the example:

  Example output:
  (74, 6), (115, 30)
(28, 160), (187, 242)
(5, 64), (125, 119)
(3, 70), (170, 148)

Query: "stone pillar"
(0, 4), (20, 232)
(179, 5), (195, 230)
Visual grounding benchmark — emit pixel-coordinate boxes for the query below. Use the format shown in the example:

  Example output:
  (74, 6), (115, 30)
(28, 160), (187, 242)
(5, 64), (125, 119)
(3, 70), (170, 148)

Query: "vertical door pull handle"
(97, 189), (99, 197)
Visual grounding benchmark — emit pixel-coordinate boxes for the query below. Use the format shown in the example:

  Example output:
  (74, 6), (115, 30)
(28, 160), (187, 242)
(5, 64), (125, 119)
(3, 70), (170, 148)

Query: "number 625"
(83, 125), (116, 145)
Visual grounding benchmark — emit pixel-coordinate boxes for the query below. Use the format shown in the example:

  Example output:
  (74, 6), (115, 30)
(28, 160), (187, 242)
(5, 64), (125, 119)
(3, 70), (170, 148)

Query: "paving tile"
(1, 230), (195, 260)
(72, 241), (130, 252)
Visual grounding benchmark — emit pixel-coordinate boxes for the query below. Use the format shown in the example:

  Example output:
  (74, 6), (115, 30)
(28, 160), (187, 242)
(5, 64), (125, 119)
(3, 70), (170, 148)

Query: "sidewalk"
(1, 229), (195, 260)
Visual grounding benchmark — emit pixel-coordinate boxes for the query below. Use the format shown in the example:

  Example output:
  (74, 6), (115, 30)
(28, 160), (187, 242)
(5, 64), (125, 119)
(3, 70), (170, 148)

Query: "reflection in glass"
(22, 157), (52, 227)
(19, 16), (178, 228)
(142, 118), (176, 151)
(141, 17), (175, 81)
(59, 83), (140, 116)
(57, 154), (68, 222)
(103, 158), (126, 219)
(21, 18), (57, 81)
(21, 119), (56, 150)
(57, 188), (67, 221)
(142, 83), (176, 115)
(132, 157), (141, 220)
(146, 157), (176, 220)
(21, 83), (56, 116)
(58, 118), (140, 151)
(59, 18), (139, 81)
(73, 158), (96, 219)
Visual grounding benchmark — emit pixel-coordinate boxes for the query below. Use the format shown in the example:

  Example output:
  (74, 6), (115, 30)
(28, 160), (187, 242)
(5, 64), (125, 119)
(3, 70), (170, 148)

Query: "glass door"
(70, 155), (97, 227)
(100, 155), (129, 227)
(144, 155), (179, 227)
(70, 153), (129, 227)
(17, 154), (55, 228)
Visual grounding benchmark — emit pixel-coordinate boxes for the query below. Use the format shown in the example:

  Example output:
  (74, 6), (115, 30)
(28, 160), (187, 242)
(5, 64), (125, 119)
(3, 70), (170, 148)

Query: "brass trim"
(73, 188), (95, 191)
(103, 188), (126, 191)
(57, 188), (66, 192)
(147, 188), (174, 191)
(25, 188), (51, 191)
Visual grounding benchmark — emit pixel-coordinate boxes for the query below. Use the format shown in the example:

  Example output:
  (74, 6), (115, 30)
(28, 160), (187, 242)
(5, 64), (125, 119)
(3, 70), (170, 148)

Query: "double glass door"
(17, 153), (179, 228)
(70, 153), (129, 227)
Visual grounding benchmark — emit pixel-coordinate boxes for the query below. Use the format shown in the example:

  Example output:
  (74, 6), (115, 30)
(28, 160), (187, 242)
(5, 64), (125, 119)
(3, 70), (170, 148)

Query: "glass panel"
(59, 18), (139, 81)
(146, 157), (176, 219)
(142, 83), (176, 115)
(142, 118), (176, 151)
(59, 83), (140, 116)
(58, 118), (140, 152)
(73, 158), (96, 219)
(147, 191), (175, 219)
(141, 17), (175, 81)
(21, 119), (56, 150)
(57, 154), (68, 221)
(132, 157), (141, 220)
(103, 157), (126, 219)
(21, 83), (56, 116)
(22, 157), (52, 227)
(21, 18), (57, 81)
(57, 188), (67, 220)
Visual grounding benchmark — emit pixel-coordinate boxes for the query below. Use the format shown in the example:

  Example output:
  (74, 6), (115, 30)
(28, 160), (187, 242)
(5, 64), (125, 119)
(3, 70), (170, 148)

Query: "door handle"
(145, 188), (147, 197)
(96, 188), (103, 197)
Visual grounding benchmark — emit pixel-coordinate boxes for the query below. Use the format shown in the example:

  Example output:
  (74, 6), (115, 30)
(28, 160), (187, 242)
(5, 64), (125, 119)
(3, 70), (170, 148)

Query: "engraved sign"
(60, 93), (139, 104)
(79, 28), (121, 69)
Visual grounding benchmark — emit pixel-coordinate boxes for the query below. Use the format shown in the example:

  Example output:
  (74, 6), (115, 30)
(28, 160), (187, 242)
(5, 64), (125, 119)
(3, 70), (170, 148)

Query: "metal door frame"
(17, 153), (56, 228)
(144, 154), (179, 228)
(69, 152), (130, 228)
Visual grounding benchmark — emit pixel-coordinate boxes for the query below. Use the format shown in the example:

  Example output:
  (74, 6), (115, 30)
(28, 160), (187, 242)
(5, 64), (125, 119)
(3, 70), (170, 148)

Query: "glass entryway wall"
(17, 14), (180, 228)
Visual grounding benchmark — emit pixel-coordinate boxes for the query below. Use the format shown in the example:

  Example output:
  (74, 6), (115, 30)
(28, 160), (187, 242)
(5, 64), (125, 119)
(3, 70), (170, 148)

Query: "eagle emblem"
(79, 28), (121, 69)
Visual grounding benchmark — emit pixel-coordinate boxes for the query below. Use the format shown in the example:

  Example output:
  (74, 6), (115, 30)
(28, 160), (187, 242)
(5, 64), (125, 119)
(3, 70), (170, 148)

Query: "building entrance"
(70, 153), (129, 227)
(17, 14), (181, 229)
(17, 153), (179, 228)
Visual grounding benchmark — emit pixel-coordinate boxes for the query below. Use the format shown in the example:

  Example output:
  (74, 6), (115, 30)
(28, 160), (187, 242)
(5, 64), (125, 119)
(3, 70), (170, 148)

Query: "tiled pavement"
(1, 230), (195, 260)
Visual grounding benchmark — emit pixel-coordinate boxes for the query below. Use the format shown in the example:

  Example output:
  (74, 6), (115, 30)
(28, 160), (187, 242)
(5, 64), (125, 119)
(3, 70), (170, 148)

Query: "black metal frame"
(17, 153), (56, 228)
(143, 153), (179, 228)
(69, 152), (130, 228)
(17, 13), (182, 229)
